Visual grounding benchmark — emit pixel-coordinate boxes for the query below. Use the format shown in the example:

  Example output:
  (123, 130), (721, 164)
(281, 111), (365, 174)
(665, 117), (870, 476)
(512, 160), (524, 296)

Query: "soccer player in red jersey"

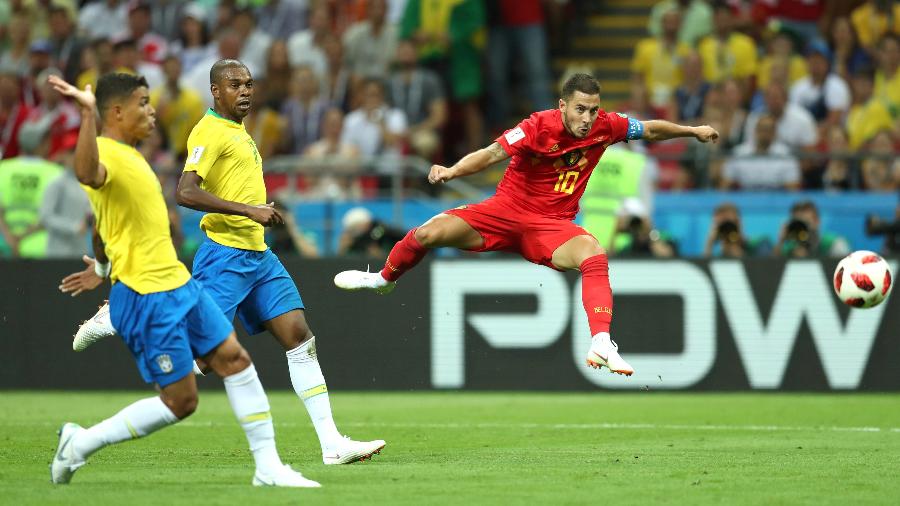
(334, 73), (719, 376)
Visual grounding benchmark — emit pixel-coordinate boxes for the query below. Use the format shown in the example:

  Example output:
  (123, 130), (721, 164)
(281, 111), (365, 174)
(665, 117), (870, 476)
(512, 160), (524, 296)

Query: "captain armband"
(626, 117), (644, 140)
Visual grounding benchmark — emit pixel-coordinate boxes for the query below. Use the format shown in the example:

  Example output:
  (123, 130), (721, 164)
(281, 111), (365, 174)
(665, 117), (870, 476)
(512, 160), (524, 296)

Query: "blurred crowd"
(0, 0), (897, 261)
(629, 0), (900, 192)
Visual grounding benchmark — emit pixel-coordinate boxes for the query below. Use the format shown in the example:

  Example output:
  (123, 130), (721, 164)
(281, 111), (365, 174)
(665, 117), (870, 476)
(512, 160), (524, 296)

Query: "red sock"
(380, 228), (429, 282)
(580, 254), (612, 335)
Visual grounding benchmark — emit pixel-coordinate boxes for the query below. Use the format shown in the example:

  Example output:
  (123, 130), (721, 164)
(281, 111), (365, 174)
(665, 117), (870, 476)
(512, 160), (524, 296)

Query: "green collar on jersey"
(207, 108), (242, 126)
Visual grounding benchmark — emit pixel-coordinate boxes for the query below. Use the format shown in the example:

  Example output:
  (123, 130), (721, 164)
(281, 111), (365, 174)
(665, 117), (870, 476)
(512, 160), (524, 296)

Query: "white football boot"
(50, 423), (86, 484)
(322, 436), (386, 465)
(333, 269), (396, 294)
(252, 464), (321, 488)
(586, 332), (634, 376)
(73, 301), (116, 351)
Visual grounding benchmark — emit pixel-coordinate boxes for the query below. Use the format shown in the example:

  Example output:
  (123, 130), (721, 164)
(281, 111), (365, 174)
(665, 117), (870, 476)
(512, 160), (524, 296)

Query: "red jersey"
(494, 109), (630, 221)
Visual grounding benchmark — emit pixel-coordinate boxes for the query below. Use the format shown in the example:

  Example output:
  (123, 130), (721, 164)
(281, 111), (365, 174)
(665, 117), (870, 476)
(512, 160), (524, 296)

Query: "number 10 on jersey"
(554, 171), (579, 194)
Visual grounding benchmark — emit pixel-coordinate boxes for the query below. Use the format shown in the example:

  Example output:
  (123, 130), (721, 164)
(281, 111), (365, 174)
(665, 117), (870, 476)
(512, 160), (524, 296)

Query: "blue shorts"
(109, 278), (233, 388)
(191, 238), (304, 335)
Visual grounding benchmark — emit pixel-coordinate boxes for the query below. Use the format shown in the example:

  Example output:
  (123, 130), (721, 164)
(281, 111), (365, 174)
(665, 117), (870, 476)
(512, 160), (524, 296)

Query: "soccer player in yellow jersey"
(47, 73), (319, 488)
(176, 59), (385, 464)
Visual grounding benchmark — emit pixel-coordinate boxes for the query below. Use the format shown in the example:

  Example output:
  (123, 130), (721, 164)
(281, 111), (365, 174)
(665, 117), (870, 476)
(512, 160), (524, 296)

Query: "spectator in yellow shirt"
(851, 0), (900, 51)
(757, 31), (807, 89)
(149, 55), (204, 158)
(846, 66), (895, 150)
(631, 8), (691, 108)
(698, 2), (758, 90)
(874, 34), (900, 116)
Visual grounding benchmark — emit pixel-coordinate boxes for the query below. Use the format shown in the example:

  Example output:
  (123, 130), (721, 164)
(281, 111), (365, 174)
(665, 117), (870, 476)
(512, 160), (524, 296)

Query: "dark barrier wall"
(1, 257), (897, 390)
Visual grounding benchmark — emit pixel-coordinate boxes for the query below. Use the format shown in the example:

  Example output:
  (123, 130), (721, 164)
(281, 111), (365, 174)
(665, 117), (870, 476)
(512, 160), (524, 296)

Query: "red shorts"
(443, 197), (591, 270)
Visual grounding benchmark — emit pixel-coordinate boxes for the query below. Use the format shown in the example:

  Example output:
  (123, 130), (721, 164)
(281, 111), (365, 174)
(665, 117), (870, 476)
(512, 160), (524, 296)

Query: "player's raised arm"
(47, 75), (107, 188)
(639, 119), (719, 143)
(428, 142), (509, 184)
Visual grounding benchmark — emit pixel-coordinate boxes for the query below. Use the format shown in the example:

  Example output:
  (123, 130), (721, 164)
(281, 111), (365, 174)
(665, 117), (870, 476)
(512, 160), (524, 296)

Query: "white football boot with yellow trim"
(323, 436), (386, 465)
(73, 301), (116, 351)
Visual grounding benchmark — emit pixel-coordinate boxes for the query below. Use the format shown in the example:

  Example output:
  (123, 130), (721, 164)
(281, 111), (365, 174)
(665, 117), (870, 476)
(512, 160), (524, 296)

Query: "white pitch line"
(172, 420), (900, 434)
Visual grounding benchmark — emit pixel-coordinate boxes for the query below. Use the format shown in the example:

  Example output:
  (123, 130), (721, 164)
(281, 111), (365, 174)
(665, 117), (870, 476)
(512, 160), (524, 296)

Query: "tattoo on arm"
(486, 142), (509, 164)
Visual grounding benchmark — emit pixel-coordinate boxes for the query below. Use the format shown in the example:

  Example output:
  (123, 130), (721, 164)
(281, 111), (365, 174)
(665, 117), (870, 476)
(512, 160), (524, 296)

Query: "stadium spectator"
(231, 8), (272, 80)
(821, 126), (860, 190)
(282, 66), (329, 156)
(262, 40), (292, 110)
(22, 40), (55, 108)
(168, 3), (211, 77)
(242, 80), (288, 160)
(775, 200), (850, 258)
(697, 1), (758, 88)
(149, 55), (204, 158)
(846, 66), (894, 150)
(40, 156), (91, 259)
(756, 31), (807, 92)
(859, 130), (898, 192)
(828, 16), (872, 82)
(631, 8), (690, 110)
(721, 114), (801, 191)
(400, 0), (486, 154)
(256, 0), (309, 41)
(0, 65), (32, 159)
(744, 83), (818, 152)
(866, 204), (900, 255)
(78, 0), (128, 40)
(718, 79), (749, 149)
(485, 0), (554, 129)
(389, 39), (447, 161)
(111, 38), (163, 90)
(267, 200), (320, 258)
(47, 4), (85, 83)
(873, 34), (900, 115)
(145, 0), (186, 41)
(751, 0), (824, 43)
(343, 0), (398, 82)
(122, 1), (168, 65)
(341, 77), (407, 159)
(337, 206), (405, 257)
(28, 67), (80, 162)
(789, 39), (851, 128)
(673, 52), (711, 123)
(303, 108), (363, 200)
(287, 3), (330, 78)
(0, 117), (63, 258)
(0, 12), (31, 77)
(612, 198), (677, 258)
(647, 0), (712, 47)
(703, 202), (769, 258)
(850, 0), (900, 52)
(75, 38), (117, 91)
(320, 34), (352, 112)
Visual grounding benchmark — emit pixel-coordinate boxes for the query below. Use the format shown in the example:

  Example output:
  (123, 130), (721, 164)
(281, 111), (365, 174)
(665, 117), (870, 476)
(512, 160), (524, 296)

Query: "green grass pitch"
(1, 391), (898, 505)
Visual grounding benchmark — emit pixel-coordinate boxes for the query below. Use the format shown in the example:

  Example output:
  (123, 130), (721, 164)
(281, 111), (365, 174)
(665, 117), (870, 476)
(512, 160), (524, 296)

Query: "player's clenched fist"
(693, 125), (719, 143)
(245, 202), (285, 227)
(428, 164), (453, 184)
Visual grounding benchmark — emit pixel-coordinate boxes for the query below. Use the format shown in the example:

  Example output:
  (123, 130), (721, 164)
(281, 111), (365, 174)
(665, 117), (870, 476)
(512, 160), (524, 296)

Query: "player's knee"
(163, 392), (199, 419)
(576, 235), (605, 257)
(414, 225), (439, 248)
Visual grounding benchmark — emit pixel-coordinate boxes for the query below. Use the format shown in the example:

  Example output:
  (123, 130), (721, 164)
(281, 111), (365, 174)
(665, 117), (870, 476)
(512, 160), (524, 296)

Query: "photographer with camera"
(612, 198), (677, 258)
(866, 204), (900, 255)
(775, 200), (850, 258)
(703, 202), (769, 258)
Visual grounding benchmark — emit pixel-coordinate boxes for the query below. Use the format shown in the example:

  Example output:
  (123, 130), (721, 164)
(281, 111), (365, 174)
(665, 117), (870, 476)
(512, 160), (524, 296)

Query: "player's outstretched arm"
(47, 75), (107, 188)
(640, 120), (719, 143)
(428, 142), (509, 184)
(175, 171), (284, 227)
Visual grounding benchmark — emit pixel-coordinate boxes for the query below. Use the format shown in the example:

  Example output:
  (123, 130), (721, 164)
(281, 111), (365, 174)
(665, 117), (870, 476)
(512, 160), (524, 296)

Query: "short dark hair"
(95, 72), (148, 115)
(791, 200), (818, 216)
(561, 73), (600, 100)
(210, 59), (249, 85)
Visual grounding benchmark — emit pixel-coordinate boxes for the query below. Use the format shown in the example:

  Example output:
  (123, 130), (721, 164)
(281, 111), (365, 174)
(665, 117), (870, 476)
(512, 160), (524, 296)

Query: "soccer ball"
(833, 251), (893, 308)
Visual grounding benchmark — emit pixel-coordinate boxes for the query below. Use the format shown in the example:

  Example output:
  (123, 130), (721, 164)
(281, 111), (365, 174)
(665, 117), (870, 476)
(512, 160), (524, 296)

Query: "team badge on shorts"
(156, 354), (174, 374)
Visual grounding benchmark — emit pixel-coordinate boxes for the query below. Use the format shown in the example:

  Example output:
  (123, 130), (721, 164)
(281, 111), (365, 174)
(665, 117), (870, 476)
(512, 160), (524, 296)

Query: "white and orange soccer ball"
(833, 251), (893, 308)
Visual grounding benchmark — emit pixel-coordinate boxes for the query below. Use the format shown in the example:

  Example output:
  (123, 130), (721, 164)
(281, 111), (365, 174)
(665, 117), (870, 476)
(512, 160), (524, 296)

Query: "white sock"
(286, 337), (343, 452)
(72, 396), (178, 459)
(223, 363), (283, 475)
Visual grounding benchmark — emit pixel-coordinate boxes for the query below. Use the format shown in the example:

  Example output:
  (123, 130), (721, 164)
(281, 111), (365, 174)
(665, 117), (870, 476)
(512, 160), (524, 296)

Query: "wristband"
(94, 260), (111, 278)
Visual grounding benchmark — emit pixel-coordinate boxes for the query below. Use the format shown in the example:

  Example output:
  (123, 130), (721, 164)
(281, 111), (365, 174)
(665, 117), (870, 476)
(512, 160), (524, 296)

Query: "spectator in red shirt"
(0, 66), (31, 159)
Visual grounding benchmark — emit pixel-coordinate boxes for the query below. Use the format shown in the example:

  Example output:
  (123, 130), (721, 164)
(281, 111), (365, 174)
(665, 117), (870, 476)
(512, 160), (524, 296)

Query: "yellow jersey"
(630, 38), (691, 102)
(698, 33), (758, 83)
(84, 137), (190, 294)
(183, 109), (267, 251)
(846, 99), (894, 150)
(149, 86), (205, 157)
